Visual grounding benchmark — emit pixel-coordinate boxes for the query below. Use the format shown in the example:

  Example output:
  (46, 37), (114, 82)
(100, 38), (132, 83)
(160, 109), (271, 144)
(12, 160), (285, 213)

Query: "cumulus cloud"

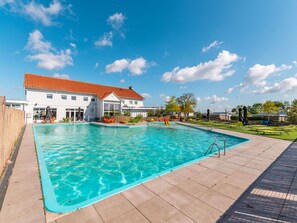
(105, 57), (148, 75)
(107, 12), (126, 30)
(253, 77), (297, 94)
(202, 40), (223, 52)
(159, 94), (171, 102)
(53, 73), (70, 79)
(26, 30), (73, 70)
(1, 0), (71, 26)
(69, 43), (76, 49)
(196, 97), (201, 102)
(0, 0), (14, 7)
(119, 79), (125, 83)
(95, 32), (113, 47)
(226, 63), (292, 93)
(141, 93), (152, 99)
(162, 50), (239, 83)
(243, 64), (291, 87)
(205, 95), (228, 104)
(94, 62), (99, 69)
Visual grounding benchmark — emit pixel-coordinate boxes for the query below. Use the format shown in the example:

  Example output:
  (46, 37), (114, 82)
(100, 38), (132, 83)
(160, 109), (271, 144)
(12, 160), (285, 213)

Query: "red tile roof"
(24, 73), (144, 100)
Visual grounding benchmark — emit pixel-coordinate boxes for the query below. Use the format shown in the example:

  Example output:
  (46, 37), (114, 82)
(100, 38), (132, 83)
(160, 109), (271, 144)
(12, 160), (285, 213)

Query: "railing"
(204, 135), (226, 158)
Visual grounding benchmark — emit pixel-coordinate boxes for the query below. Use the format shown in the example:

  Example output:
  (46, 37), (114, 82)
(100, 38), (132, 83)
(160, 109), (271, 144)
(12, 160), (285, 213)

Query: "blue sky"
(1, 0), (297, 112)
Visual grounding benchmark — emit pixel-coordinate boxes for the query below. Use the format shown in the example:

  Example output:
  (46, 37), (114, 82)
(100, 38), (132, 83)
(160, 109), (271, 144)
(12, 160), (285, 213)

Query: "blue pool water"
(33, 123), (249, 212)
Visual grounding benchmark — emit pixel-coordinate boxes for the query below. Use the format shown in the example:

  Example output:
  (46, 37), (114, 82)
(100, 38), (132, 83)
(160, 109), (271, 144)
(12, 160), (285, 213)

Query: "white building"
(23, 73), (148, 123)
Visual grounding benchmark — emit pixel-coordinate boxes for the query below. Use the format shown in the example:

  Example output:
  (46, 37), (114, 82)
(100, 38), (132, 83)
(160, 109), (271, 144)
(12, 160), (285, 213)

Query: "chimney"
(129, 86), (133, 90)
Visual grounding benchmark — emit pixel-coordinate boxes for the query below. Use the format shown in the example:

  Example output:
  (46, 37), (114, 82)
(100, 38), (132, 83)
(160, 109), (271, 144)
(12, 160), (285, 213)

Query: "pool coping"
(33, 122), (250, 213)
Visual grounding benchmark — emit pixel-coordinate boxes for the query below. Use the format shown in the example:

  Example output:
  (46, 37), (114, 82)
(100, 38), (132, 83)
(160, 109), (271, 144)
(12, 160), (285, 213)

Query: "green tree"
(288, 99), (297, 123)
(165, 96), (180, 114)
(249, 103), (263, 114)
(147, 109), (155, 117)
(274, 101), (284, 110)
(283, 101), (291, 112)
(263, 101), (279, 121)
(177, 93), (197, 118)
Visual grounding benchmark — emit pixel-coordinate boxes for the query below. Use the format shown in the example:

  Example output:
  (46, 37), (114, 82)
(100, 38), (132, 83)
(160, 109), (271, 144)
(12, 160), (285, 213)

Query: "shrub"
(62, 117), (72, 123)
(147, 110), (155, 117)
(123, 112), (131, 116)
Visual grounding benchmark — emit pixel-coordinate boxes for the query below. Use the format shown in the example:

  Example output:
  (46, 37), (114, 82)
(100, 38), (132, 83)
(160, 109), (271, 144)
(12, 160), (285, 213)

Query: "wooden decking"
(219, 141), (297, 222)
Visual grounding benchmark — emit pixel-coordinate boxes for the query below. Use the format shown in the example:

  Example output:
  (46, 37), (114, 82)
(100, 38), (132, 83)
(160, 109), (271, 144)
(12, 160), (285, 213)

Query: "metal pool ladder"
(204, 135), (226, 158)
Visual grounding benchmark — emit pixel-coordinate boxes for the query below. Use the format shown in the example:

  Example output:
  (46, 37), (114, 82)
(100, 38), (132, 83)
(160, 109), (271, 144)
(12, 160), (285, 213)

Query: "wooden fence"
(0, 97), (25, 176)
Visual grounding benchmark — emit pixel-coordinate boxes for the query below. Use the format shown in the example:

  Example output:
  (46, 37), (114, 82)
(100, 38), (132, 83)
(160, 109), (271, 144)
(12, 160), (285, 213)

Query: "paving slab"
(0, 125), (45, 223)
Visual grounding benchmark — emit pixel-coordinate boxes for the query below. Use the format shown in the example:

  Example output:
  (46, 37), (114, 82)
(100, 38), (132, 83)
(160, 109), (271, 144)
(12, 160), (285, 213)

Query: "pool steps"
(204, 135), (226, 158)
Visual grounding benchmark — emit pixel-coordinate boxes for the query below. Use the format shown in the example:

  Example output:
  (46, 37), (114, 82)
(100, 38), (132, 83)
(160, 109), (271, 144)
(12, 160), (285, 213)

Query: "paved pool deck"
(0, 123), (294, 223)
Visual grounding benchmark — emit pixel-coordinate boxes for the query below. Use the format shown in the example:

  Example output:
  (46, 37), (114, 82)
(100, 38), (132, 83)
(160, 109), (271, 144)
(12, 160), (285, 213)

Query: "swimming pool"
(33, 123), (249, 212)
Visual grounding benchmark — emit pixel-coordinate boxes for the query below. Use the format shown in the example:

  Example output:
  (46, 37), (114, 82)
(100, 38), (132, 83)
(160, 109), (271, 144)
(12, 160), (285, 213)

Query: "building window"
(130, 101), (133, 104)
(104, 103), (120, 116)
(46, 94), (53, 99)
(66, 108), (84, 121)
(61, 95), (67, 100)
(91, 97), (95, 102)
(33, 108), (57, 120)
(71, 96), (76, 101)
(83, 97), (88, 101)
(134, 101), (138, 105)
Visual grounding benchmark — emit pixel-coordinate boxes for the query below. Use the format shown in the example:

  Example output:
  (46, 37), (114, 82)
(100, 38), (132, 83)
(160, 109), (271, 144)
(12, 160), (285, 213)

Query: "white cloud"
(141, 93), (152, 99)
(0, 0), (14, 7)
(128, 57), (147, 75)
(159, 94), (171, 102)
(163, 51), (170, 57)
(253, 77), (297, 94)
(2, 0), (71, 26)
(205, 95), (228, 104)
(25, 30), (73, 70)
(120, 79), (125, 83)
(24, 0), (64, 26)
(196, 97), (201, 102)
(106, 59), (129, 73)
(243, 64), (291, 87)
(179, 86), (187, 90)
(26, 29), (53, 53)
(226, 63), (292, 93)
(107, 12), (126, 30)
(70, 43), (76, 49)
(94, 32), (113, 47)
(94, 62), (99, 69)
(162, 50), (239, 83)
(53, 73), (70, 79)
(202, 40), (223, 53)
(225, 83), (243, 94)
(105, 57), (148, 75)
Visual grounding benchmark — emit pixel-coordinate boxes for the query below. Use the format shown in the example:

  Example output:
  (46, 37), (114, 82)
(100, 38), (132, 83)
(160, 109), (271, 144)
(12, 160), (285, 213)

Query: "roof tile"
(24, 73), (144, 100)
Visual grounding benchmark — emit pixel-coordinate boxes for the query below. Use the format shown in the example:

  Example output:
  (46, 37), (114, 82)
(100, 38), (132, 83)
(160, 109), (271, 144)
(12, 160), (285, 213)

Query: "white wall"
(122, 99), (144, 108)
(25, 89), (146, 123)
(26, 89), (98, 123)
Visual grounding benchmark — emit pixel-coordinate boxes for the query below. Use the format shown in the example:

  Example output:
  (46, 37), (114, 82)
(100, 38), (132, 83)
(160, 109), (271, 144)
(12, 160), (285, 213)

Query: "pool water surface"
(33, 123), (249, 212)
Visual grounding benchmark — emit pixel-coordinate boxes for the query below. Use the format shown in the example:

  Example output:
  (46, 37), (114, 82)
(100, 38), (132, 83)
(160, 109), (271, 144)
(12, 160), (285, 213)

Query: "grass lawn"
(188, 120), (297, 141)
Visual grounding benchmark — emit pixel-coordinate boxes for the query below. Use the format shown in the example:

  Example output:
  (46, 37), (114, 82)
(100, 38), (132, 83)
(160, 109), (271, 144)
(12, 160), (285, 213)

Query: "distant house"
(251, 112), (288, 122)
(203, 111), (231, 120)
(23, 73), (151, 123)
